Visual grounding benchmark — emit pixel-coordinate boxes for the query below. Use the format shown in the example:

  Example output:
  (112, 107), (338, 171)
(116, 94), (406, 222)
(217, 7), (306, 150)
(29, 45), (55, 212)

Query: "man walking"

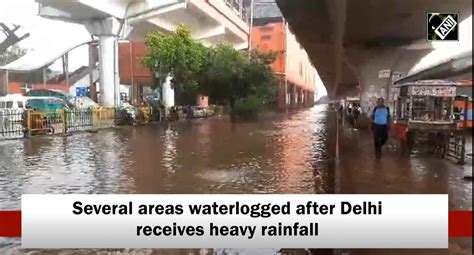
(352, 103), (361, 128)
(371, 98), (391, 159)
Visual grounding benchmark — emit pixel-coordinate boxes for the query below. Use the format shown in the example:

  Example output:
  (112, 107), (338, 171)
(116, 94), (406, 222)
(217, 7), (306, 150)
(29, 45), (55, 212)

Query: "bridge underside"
(276, 0), (471, 100)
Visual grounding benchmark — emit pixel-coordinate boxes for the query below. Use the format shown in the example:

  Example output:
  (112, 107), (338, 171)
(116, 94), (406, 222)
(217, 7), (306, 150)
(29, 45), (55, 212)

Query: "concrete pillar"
(303, 90), (309, 107)
(289, 84), (296, 108)
(277, 80), (286, 110)
(85, 17), (121, 107)
(346, 47), (432, 116)
(98, 35), (117, 107)
(296, 88), (302, 106)
(162, 76), (175, 107)
(0, 70), (7, 96)
(88, 43), (98, 102)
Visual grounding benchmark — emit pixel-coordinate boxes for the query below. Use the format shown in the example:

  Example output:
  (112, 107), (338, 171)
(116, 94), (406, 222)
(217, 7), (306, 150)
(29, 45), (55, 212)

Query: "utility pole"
(248, 0), (254, 56)
(0, 23), (29, 53)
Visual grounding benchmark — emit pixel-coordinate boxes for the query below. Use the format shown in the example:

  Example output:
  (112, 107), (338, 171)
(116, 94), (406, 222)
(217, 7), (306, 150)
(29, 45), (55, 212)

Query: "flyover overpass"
(276, 0), (472, 113)
(35, 0), (250, 107)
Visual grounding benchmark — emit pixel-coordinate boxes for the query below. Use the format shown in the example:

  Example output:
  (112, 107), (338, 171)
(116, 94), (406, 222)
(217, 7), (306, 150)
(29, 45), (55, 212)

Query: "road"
(0, 104), (471, 255)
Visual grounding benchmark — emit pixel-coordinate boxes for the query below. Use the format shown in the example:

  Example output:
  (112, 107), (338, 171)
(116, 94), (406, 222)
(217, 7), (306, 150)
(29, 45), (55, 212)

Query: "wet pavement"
(337, 124), (472, 255)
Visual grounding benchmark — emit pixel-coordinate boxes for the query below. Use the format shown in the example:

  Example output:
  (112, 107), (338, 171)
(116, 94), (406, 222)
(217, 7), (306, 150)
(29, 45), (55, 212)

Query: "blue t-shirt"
(372, 106), (390, 125)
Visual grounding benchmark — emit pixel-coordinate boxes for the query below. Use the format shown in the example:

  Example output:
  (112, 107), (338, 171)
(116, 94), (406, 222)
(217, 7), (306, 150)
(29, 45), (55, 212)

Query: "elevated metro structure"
(35, 0), (250, 107)
(276, 0), (472, 113)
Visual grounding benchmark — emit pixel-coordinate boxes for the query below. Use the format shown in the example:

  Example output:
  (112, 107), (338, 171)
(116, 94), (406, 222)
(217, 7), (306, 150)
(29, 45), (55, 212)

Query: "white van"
(0, 94), (26, 131)
(0, 94), (27, 111)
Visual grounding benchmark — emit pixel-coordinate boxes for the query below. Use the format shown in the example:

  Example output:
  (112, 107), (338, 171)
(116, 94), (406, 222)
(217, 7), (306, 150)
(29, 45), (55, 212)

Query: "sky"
(0, 0), (92, 72)
(0, 0), (328, 98)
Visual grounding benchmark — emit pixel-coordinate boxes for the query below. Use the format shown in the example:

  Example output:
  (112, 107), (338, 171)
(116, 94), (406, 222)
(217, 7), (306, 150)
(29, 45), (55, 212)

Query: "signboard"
(409, 86), (456, 96)
(378, 69), (391, 79)
(345, 97), (360, 101)
(76, 87), (87, 97)
(391, 71), (405, 82)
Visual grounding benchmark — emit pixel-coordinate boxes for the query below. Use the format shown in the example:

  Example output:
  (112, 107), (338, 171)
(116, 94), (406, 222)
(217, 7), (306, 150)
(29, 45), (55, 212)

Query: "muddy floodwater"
(1, 103), (471, 255)
(0, 105), (335, 254)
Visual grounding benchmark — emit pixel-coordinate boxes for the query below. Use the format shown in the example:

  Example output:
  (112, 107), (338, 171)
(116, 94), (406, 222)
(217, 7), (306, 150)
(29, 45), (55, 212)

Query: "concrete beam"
(85, 17), (122, 36)
(346, 47), (432, 115)
(235, 42), (249, 50)
(127, 2), (187, 24)
(146, 18), (176, 33)
(37, 5), (77, 22)
(78, 0), (129, 18)
(195, 26), (226, 40)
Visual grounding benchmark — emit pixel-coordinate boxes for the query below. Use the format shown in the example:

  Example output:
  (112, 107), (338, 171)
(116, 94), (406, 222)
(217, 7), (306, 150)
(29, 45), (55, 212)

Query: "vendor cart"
(392, 80), (467, 163)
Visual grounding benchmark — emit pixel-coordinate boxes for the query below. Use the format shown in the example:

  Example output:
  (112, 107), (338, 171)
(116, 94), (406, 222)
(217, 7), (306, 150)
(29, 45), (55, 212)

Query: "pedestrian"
(352, 104), (361, 128)
(338, 103), (344, 123)
(371, 98), (391, 159)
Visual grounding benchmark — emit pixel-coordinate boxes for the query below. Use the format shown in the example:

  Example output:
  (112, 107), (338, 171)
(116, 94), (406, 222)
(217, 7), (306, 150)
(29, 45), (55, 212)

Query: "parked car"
(192, 106), (206, 118)
(189, 106), (215, 118)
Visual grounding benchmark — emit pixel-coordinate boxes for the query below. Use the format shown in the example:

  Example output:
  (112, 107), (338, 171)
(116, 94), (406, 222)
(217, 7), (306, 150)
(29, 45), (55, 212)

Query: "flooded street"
(1, 105), (335, 254)
(0, 105), (333, 209)
(0, 104), (471, 255)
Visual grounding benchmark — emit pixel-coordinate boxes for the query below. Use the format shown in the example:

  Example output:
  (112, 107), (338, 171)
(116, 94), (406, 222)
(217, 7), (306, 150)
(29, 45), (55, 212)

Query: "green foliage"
(200, 45), (277, 110)
(0, 45), (27, 65)
(143, 25), (277, 115)
(143, 24), (207, 104)
(232, 95), (264, 120)
(199, 44), (246, 105)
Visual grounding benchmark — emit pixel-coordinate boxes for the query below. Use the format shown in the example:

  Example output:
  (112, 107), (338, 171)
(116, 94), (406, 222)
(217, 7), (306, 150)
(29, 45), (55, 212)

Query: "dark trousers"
(353, 114), (359, 127)
(373, 124), (389, 154)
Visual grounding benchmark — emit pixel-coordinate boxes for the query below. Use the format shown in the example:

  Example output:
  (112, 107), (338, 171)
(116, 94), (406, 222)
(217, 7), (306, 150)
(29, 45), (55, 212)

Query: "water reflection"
(1, 106), (332, 207)
(0, 105), (333, 254)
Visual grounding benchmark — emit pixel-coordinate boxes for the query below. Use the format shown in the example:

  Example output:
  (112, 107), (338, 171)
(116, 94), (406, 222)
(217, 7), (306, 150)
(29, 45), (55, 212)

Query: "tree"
(200, 45), (277, 117)
(199, 44), (247, 107)
(142, 25), (277, 118)
(0, 44), (26, 66)
(143, 24), (207, 105)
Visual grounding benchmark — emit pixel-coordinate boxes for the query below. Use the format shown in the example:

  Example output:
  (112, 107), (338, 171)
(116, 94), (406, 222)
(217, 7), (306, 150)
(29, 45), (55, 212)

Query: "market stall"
(393, 80), (467, 163)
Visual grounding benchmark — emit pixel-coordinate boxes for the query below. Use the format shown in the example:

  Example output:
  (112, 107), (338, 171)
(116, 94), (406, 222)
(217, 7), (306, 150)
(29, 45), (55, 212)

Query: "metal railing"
(65, 109), (93, 132)
(0, 109), (24, 139)
(1, 105), (214, 140)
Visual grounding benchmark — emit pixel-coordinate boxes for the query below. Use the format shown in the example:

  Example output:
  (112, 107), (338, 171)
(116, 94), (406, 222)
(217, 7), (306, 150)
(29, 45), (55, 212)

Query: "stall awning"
(394, 51), (472, 85)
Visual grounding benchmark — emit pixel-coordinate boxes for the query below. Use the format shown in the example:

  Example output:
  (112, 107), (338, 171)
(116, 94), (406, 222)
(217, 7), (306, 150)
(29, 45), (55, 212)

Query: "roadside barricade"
(27, 111), (62, 136)
(92, 107), (116, 129)
(137, 106), (153, 124)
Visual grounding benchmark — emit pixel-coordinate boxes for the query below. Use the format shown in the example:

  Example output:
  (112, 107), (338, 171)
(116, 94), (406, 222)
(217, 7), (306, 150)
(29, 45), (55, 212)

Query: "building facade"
(251, 0), (316, 110)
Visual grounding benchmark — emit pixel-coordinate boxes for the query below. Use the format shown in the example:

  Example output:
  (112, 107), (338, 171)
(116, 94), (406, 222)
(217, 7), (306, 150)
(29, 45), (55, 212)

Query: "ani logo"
(427, 13), (459, 41)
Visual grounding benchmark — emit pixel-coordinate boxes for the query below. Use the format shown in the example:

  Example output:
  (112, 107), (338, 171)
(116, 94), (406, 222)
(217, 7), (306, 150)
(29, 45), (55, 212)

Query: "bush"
(223, 104), (232, 115)
(231, 95), (264, 120)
